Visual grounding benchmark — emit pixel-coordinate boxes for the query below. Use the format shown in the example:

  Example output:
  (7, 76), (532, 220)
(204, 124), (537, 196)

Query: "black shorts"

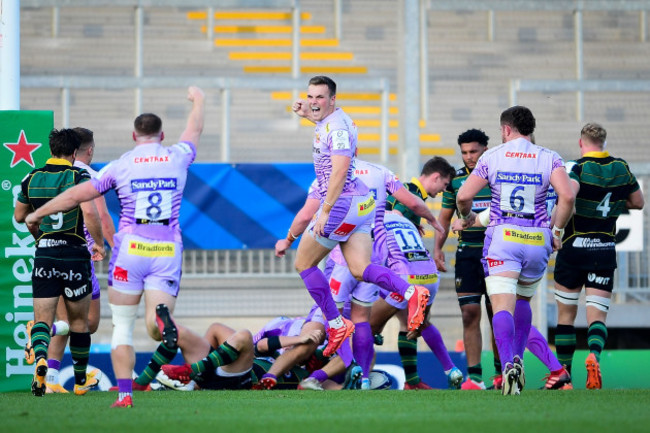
(251, 358), (308, 389)
(195, 367), (253, 390)
(32, 255), (92, 301)
(454, 246), (487, 295)
(554, 259), (615, 293)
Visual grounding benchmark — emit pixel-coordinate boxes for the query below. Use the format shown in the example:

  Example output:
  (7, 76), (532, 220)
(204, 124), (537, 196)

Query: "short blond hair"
(581, 123), (607, 145)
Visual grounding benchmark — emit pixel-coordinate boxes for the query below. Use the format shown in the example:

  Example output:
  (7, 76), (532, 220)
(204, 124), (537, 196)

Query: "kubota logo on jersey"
(128, 241), (175, 257)
(113, 266), (128, 282)
(333, 223), (356, 236)
(330, 278), (341, 295)
(358, 196), (375, 216)
(503, 228), (545, 246)
(487, 259), (504, 268)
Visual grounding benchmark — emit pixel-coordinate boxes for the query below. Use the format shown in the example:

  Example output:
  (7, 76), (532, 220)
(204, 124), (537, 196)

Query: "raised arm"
(178, 86), (205, 146)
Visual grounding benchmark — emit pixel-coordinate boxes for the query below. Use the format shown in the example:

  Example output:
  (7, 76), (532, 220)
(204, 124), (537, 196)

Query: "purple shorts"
(108, 232), (182, 296)
(380, 274), (439, 310)
(308, 194), (374, 249)
(482, 224), (552, 281)
(329, 262), (379, 306)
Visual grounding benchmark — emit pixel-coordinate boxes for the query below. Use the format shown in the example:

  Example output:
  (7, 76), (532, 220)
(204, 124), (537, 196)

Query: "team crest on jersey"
(128, 241), (175, 257)
(455, 277), (462, 289)
(503, 229), (545, 245)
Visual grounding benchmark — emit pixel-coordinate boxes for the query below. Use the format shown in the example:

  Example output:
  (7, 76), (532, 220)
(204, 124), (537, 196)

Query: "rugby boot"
(404, 380), (433, 390)
(74, 368), (102, 395)
(24, 320), (35, 365)
(513, 355), (525, 391)
(460, 378), (486, 390)
(406, 286), (430, 332)
(111, 395), (133, 408)
(543, 367), (573, 390)
(46, 382), (69, 394)
(31, 358), (48, 397)
(297, 377), (324, 391)
(322, 318), (355, 358)
(447, 367), (464, 389)
(585, 353), (602, 390)
(342, 362), (363, 390)
(155, 304), (178, 350)
(501, 362), (520, 396)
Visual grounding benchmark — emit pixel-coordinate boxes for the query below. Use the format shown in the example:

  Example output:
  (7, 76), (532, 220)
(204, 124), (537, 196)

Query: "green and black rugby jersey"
(17, 158), (91, 248)
(557, 151), (640, 269)
(386, 177), (427, 228)
(441, 166), (492, 248)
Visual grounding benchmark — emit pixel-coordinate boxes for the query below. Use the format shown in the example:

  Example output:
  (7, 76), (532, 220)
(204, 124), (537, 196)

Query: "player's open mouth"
(311, 106), (320, 112)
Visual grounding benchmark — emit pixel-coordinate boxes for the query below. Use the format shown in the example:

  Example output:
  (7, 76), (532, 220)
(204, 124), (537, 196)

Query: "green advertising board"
(1, 111), (53, 392)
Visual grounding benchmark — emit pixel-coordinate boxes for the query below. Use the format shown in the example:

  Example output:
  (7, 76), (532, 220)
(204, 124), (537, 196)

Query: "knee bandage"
(554, 290), (580, 306)
(109, 304), (138, 348)
(485, 276), (518, 296)
(586, 295), (610, 312)
(516, 277), (542, 298)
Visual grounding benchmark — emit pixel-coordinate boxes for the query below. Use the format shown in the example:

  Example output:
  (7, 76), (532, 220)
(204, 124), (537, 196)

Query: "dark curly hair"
(457, 128), (489, 147)
(500, 106), (536, 136)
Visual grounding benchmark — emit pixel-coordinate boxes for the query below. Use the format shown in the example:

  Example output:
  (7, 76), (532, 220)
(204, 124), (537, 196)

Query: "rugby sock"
(310, 369), (329, 383)
(31, 322), (51, 363)
(118, 378), (132, 399)
(69, 332), (90, 385)
(493, 358), (502, 376)
(467, 363), (483, 383)
(491, 311), (514, 370)
(300, 267), (341, 321)
(362, 264), (411, 298)
(421, 324), (454, 371)
(513, 299), (532, 358)
(336, 337), (354, 367)
(527, 326), (562, 371)
(135, 341), (177, 386)
(191, 341), (240, 375)
(554, 324), (576, 374)
(587, 321), (608, 362)
(397, 331), (420, 385)
(352, 322), (374, 377)
(47, 359), (61, 384)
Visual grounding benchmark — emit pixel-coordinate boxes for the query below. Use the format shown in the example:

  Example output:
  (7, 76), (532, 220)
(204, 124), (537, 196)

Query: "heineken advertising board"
(1, 111), (53, 392)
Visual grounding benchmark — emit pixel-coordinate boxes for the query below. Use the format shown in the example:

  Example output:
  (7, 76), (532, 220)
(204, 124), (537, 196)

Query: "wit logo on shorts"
(128, 241), (175, 257)
(64, 285), (88, 298)
(503, 228), (545, 246)
(33, 267), (83, 281)
(587, 273), (611, 285)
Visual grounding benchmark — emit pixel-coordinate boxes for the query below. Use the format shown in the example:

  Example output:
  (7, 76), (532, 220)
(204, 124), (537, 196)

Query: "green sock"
(191, 341), (240, 375)
(135, 341), (177, 386)
(467, 363), (482, 383)
(555, 324), (576, 374)
(397, 331), (420, 385)
(587, 321), (608, 362)
(69, 332), (91, 386)
(31, 322), (51, 363)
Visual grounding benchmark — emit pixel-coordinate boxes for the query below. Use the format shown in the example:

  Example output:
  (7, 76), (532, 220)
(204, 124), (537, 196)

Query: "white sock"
(47, 368), (60, 385)
(403, 286), (415, 301)
(328, 316), (344, 329)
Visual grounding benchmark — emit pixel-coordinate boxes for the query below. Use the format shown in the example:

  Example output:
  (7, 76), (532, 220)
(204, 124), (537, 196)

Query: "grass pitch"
(1, 389), (649, 433)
